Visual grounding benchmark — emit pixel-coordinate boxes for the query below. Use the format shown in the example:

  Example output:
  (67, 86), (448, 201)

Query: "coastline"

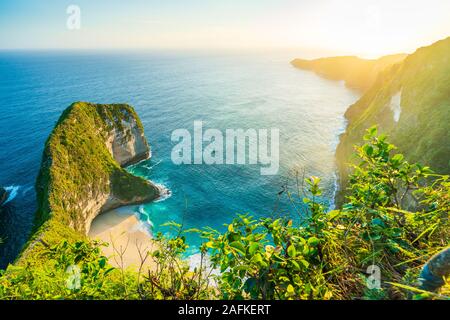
(330, 116), (350, 211)
(88, 206), (158, 271)
(88, 181), (171, 271)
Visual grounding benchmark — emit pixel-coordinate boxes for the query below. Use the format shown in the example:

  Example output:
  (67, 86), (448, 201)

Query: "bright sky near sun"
(1, 0), (449, 57)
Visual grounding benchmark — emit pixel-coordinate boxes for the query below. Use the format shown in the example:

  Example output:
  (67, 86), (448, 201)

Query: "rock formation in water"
(18, 102), (160, 264)
(291, 54), (407, 91)
(335, 37), (450, 203)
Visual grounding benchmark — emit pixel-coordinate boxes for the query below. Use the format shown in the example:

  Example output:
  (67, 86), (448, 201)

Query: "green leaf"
(369, 126), (378, 136)
(287, 284), (295, 294)
(104, 267), (115, 276)
(205, 241), (214, 249)
(248, 242), (259, 255)
(371, 218), (385, 227)
(234, 265), (249, 272)
(251, 253), (263, 263)
(98, 258), (106, 268)
(287, 245), (296, 257)
(300, 259), (310, 268)
(307, 237), (320, 247)
(302, 246), (310, 255)
(364, 145), (374, 156)
(290, 260), (300, 270)
(391, 154), (404, 163)
(229, 241), (246, 254)
(328, 210), (341, 220)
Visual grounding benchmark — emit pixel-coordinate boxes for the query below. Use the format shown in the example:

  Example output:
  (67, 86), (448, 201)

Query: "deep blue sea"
(0, 50), (359, 267)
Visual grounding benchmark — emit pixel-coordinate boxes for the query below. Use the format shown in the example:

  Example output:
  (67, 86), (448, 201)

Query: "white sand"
(88, 208), (157, 271)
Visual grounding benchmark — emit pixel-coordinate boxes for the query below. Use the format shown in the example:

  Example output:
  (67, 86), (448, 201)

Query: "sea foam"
(3, 185), (21, 205)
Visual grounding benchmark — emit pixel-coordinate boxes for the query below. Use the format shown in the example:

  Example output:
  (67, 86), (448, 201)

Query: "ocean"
(0, 50), (360, 267)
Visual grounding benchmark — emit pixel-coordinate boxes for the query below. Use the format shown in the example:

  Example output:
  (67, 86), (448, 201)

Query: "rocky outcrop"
(17, 102), (160, 264)
(291, 54), (407, 91)
(0, 187), (7, 206)
(419, 246), (450, 292)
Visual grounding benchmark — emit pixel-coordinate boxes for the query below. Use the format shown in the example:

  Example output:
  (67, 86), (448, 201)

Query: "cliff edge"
(17, 102), (159, 264)
(336, 37), (450, 204)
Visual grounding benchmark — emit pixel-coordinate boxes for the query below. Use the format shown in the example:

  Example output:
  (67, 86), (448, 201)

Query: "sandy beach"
(88, 207), (157, 271)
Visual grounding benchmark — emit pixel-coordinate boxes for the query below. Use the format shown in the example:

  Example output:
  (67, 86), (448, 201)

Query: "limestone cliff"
(291, 54), (407, 91)
(335, 38), (450, 204)
(18, 102), (159, 264)
(106, 116), (151, 167)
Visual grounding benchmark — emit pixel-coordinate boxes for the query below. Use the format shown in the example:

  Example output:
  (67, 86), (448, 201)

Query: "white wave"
(154, 183), (172, 202)
(136, 205), (154, 234)
(138, 205), (150, 223)
(330, 116), (348, 150)
(147, 159), (162, 170)
(3, 185), (21, 205)
(329, 115), (349, 211)
(125, 153), (152, 171)
(136, 218), (154, 237)
(130, 182), (171, 237)
(138, 204), (147, 216)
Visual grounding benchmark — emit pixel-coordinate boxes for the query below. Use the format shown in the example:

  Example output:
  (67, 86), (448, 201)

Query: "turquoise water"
(0, 50), (359, 266)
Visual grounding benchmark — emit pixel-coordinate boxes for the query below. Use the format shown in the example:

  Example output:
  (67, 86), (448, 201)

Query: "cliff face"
(106, 117), (150, 167)
(291, 54), (407, 91)
(18, 102), (159, 264)
(336, 38), (450, 203)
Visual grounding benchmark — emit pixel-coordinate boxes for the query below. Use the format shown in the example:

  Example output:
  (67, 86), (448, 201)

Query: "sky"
(0, 0), (449, 57)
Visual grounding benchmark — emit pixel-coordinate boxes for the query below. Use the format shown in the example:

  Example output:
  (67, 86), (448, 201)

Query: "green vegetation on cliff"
(336, 38), (450, 201)
(291, 54), (407, 91)
(18, 102), (159, 266)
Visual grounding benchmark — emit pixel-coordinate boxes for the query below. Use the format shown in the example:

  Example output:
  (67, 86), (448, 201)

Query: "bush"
(0, 127), (448, 300)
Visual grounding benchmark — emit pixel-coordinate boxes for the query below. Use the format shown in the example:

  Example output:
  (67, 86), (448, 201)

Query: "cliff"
(291, 54), (407, 91)
(336, 37), (450, 203)
(17, 102), (160, 264)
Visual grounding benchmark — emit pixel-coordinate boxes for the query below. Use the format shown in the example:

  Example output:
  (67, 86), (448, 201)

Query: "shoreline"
(88, 206), (158, 271)
(88, 181), (171, 271)
(330, 116), (349, 211)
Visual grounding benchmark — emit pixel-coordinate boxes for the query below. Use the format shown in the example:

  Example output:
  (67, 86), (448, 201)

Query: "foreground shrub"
(0, 127), (448, 300)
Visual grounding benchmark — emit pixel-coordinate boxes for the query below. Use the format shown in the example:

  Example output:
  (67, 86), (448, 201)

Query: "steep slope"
(291, 54), (407, 91)
(17, 102), (160, 265)
(336, 37), (450, 202)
